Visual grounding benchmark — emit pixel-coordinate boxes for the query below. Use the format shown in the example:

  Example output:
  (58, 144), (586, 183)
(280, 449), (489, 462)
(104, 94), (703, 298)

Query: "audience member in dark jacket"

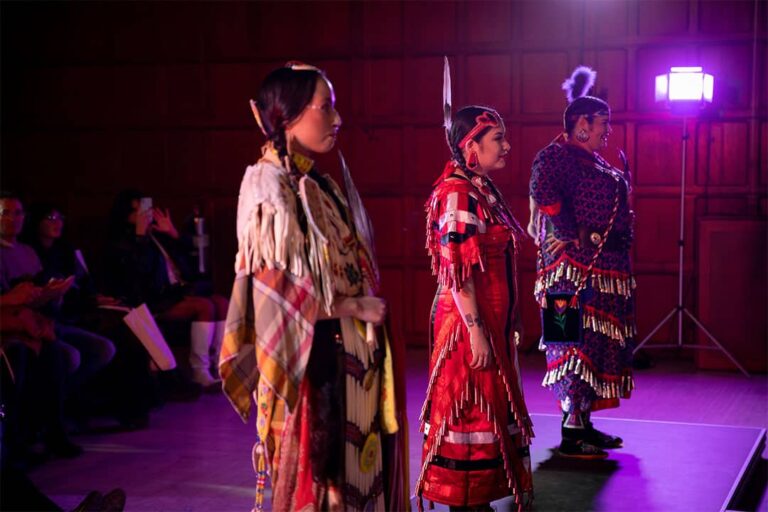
(104, 190), (228, 387)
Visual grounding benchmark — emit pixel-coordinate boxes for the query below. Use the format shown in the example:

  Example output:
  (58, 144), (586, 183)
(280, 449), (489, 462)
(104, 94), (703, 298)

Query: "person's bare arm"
(527, 196), (540, 242)
(451, 277), (491, 370)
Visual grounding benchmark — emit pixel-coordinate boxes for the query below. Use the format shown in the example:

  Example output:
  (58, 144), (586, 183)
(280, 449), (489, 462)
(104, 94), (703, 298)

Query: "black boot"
(558, 411), (608, 460)
(582, 412), (623, 449)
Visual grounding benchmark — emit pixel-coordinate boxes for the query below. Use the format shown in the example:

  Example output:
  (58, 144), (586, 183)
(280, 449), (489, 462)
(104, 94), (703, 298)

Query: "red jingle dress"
(417, 163), (534, 510)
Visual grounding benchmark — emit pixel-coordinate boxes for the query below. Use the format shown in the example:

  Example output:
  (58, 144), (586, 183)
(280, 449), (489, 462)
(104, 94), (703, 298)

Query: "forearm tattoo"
(464, 313), (483, 328)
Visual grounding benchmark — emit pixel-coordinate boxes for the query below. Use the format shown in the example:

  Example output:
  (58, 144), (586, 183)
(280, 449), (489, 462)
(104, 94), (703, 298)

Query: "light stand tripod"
(633, 116), (750, 377)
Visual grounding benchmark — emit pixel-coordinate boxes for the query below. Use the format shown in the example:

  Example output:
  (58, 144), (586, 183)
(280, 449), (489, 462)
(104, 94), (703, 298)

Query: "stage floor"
(477, 414), (763, 512)
(27, 350), (767, 511)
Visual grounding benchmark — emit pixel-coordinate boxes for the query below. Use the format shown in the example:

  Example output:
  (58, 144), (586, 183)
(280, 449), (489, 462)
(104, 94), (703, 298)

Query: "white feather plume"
(562, 66), (597, 103)
(443, 56), (452, 137)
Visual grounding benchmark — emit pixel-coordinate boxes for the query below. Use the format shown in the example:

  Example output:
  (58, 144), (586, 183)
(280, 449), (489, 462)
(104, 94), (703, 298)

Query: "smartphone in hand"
(42, 275), (76, 301)
(139, 197), (153, 213)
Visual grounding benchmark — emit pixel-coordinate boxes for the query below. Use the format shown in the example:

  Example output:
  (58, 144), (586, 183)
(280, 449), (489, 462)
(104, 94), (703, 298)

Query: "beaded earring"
(466, 151), (479, 170)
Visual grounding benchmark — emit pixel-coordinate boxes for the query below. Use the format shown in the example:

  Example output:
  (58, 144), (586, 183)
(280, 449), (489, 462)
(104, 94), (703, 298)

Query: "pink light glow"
(703, 74), (714, 102)
(655, 75), (669, 102)
(655, 66), (714, 103)
(669, 71), (704, 100)
(670, 66), (703, 73)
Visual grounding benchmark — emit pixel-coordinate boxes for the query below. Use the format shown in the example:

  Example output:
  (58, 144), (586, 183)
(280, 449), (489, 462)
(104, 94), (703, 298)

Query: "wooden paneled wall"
(2, 1), (766, 359)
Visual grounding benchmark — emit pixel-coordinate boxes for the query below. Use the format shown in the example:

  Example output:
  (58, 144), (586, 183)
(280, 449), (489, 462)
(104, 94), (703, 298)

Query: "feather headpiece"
(442, 56), (452, 147)
(562, 66), (597, 104)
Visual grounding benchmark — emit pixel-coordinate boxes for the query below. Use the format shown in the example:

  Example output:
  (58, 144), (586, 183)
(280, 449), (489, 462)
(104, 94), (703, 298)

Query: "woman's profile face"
(468, 124), (510, 174)
(586, 115), (612, 151)
(39, 210), (64, 240)
(286, 77), (342, 156)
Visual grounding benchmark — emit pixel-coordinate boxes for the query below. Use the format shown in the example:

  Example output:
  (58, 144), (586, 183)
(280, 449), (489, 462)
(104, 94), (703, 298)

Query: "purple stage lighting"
(655, 66), (714, 104)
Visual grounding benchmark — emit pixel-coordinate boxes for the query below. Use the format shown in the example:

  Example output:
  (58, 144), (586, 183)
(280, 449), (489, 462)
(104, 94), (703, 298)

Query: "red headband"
(457, 111), (500, 149)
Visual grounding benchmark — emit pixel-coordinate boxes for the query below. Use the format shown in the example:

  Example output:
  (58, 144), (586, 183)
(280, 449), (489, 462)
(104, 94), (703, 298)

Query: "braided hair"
(253, 66), (325, 161)
(448, 106), (502, 172)
(561, 66), (610, 135)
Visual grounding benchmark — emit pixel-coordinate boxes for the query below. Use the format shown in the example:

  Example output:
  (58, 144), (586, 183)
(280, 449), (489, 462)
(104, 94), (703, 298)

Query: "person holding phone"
(104, 190), (228, 388)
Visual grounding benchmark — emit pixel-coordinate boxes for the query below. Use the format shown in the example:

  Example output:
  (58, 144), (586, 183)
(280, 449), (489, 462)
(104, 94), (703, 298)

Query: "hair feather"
(562, 66), (597, 103)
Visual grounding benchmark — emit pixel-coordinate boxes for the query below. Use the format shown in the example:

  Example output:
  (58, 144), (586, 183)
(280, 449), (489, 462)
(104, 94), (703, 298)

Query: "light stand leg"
(684, 309), (750, 377)
(676, 115), (687, 348)
(633, 307), (677, 351)
(633, 116), (749, 377)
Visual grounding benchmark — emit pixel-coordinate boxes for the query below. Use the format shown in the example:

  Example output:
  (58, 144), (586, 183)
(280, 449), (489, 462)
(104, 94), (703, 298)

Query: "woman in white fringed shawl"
(219, 63), (408, 512)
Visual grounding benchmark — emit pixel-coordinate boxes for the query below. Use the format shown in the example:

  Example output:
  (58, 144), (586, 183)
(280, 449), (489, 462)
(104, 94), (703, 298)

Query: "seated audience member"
(104, 190), (228, 388)
(0, 193), (87, 459)
(0, 284), (81, 462)
(22, 203), (156, 428)
(1, 193), (115, 383)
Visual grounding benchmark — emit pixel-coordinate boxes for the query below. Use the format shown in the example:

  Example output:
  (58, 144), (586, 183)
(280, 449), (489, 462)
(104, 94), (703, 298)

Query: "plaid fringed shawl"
(220, 160), (321, 510)
(221, 160), (320, 420)
(219, 268), (318, 422)
(223, 157), (410, 512)
(219, 267), (319, 512)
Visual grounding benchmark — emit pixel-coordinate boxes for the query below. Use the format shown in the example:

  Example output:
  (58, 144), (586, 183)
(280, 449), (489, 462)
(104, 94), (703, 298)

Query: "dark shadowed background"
(1, 0), (766, 371)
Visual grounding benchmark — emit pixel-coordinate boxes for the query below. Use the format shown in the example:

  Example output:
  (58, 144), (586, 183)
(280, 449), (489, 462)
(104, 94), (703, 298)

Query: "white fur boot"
(190, 321), (220, 387)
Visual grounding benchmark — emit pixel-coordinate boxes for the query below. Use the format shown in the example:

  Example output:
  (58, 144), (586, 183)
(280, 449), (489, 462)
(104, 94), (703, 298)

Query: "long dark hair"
(563, 97), (610, 135)
(448, 105), (502, 171)
(20, 202), (65, 244)
(108, 189), (142, 238)
(254, 65), (325, 160)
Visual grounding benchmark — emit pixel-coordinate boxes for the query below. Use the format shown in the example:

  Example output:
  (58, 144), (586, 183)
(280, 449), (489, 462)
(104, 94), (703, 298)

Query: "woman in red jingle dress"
(417, 106), (534, 511)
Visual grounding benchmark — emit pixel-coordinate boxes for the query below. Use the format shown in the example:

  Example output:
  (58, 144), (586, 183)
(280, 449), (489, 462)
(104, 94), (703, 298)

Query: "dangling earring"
(576, 129), (589, 143)
(466, 151), (479, 170)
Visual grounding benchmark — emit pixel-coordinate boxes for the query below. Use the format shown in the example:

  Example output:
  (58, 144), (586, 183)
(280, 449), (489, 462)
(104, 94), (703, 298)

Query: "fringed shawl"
(425, 161), (523, 292)
(235, 161), (307, 278)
